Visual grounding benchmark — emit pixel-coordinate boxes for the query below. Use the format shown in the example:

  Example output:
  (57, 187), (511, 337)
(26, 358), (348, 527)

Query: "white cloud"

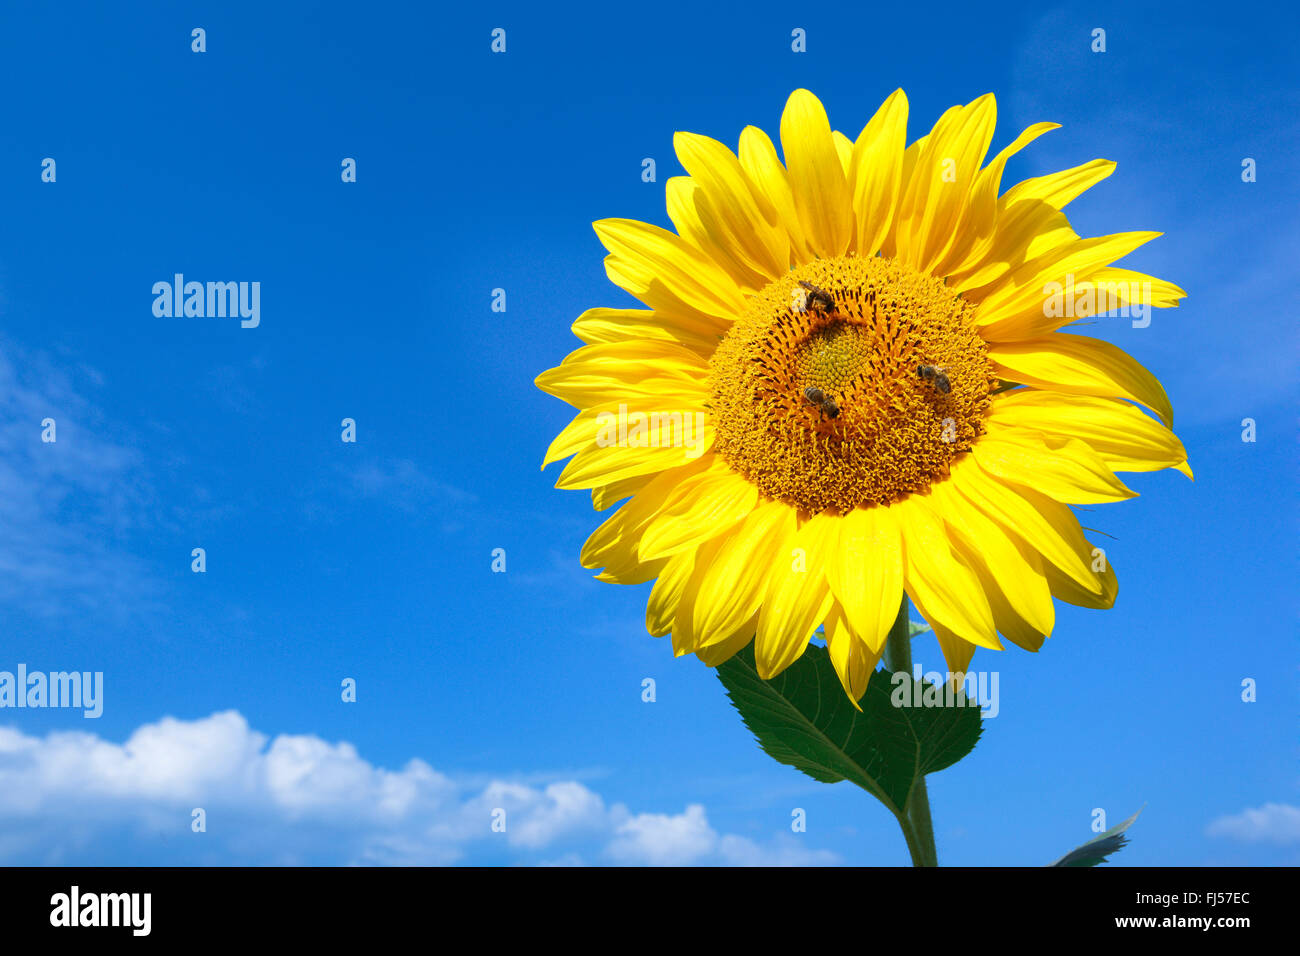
(607, 804), (716, 866)
(1206, 803), (1300, 845)
(485, 780), (610, 850)
(605, 804), (838, 866)
(716, 834), (840, 867)
(0, 711), (841, 866)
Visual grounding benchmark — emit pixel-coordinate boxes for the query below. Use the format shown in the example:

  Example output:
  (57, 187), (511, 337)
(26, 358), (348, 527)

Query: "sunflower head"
(538, 88), (1189, 702)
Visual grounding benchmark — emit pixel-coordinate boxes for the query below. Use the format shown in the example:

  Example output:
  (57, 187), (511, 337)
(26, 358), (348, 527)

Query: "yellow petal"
(543, 408), (610, 470)
(664, 177), (768, 294)
(880, 133), (928, 259)
(1065, 268), (1187, 314)
(595, 218), (747, 320)
(831, 130), (854, 175)
(686, 501), (793, 650)
(754, 512), (837, 678)
(984, 578), (1050, 651)
(826, 504), (903, 653)
(934, 122), (1059, 277)
(972, 431), (1138, 504)
(780, 89), (852, 258)
(535, 357), (703, 409)
(1044, 552), (1117, 609)
(950, 158), (1117, 288)
(591, 472), (655, 511)
(966, 559), (1051, 652)
(1003, 157), (1117, 210)
(991, 391), (1190, 475)
(570, 306), (726, 357)
(972, 230), (1161, 333)
(892, 493), (1000, 650)
(542, 391), (709, 469)
(591, 464), (725, 588)
(847, 88), (908, 258)
(579, 464), (707, 570)
(558, 339), (709, 369)
(638, 467), (759, 560)
(948, 455), (1102, 598)
(738, 124), (809, 263)
(928, 479), (1055, 641)
(929, 621), (977, 678)
(669, 533), (723, 656)
(987, 334), (1175, 427)
(672, 134), (788, 279)
(1015, 487), (1113, 601)
(695, 621), (757, 667)
(647, 550), (696, 637)
(893, 94), (997, 274)
(594, 553), (668, 586)
(555, 419), (714, 490)
(824, 605), (883, 708)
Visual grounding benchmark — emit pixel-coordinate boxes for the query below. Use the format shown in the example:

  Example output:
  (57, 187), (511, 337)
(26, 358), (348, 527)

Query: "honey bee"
(803, 385), (841, 419)
(798, 280), (836, 314)
(916, 364), (952, 394)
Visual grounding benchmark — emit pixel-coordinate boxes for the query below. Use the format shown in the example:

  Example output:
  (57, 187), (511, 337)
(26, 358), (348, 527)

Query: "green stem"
(884, 596), (939, 867)
(893, 808), (925, 868)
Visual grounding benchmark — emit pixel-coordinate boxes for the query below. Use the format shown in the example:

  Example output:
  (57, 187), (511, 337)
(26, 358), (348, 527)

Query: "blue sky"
(0, 0), (1296, 865)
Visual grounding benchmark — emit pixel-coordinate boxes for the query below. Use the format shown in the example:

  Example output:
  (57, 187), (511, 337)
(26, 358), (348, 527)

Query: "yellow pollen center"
(793, 322), (874, 395)
(708, 255), (996, 514)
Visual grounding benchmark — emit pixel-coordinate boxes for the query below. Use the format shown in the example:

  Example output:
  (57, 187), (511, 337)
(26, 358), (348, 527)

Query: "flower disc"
(709, 256), (996, 514)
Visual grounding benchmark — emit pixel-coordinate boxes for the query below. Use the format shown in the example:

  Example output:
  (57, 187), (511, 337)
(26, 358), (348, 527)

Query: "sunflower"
(537, 89), (1189, 703)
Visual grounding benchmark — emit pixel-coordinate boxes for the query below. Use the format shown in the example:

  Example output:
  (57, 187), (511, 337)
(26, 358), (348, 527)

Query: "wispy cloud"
(1006, 8), (1300, 423)
(0, 340), (162, 622)
(0, 710), (840, 866)
(343, 458), (478, 513)
(299, 456), (483, 534)
(205, 352), (269, 415)
(1206, 803), (1300, 844)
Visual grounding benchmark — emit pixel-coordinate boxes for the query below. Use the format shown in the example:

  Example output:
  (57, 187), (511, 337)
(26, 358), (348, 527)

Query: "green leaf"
(715, 643), (983, 816)
(907, 620), (932, 638)
(1047, 807), (1144, 867)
